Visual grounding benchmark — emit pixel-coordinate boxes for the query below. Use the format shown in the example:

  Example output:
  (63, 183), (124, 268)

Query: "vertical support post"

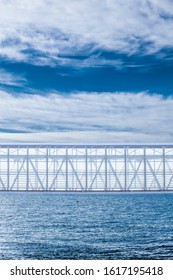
(54, 148), (56, 191)
(105, 147), (107, 191)
(124, 147), (127, 191)
(66, 147), (68, 191)
(7, 146), (10, 191)
(85, 147), (88, 191)
(163, 146), (165, 191)
(35, 148), (38, 190)
(144, 147), (147, 191)
(17, 148), (19, 191)
(46, 146), (49, 191)
(27, 146), (29, 191)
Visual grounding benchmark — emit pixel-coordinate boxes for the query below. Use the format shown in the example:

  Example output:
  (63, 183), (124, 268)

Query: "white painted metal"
(0, 144), (173, 191)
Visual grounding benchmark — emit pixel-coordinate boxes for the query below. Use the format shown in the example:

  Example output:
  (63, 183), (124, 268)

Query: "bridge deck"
(0, 144), (173, 191)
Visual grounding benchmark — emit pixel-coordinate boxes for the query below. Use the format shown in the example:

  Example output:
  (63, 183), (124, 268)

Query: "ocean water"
(0, 192), (173, 260)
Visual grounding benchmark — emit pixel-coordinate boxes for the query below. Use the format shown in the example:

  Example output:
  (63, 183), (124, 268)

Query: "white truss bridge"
(0, 144), (173, 192)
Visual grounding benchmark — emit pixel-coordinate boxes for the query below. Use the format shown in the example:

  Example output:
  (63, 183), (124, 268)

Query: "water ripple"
(0, 192), (173, 259)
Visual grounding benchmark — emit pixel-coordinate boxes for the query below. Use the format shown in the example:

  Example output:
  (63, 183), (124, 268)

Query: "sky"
(0, 0), (173, 143)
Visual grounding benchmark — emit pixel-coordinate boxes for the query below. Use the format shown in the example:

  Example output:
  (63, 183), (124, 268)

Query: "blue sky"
(0, 0), (173, 143)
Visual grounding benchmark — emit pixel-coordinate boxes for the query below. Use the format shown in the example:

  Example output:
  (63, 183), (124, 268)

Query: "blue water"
(0, 192), (173, 260)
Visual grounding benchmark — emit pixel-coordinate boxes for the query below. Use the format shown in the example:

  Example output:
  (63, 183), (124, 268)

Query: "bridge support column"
(163, 147), (165, 190)
(105, 147), (107, 191)
(66, 147), (68, 191)
(124, 147), (127, 191)
(85, 147), (88, 191)
(144, 147), (147, 191)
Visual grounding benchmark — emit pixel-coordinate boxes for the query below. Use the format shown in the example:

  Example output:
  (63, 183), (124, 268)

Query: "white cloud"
(0, 69), (26, 86)
(0, 0), (173, 66)
(0, 131), (169, 144)
(0, 90), (173, 143)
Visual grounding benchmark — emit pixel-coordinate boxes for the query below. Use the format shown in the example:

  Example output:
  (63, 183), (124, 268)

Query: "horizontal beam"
(0, 143), (173, 149)
(0, 155), (172, 160)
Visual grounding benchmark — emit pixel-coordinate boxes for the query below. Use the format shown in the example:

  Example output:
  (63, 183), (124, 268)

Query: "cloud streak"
(0, 90), (173, 142)
(0, 69), (26, 87)
(0, 0), (173, 67)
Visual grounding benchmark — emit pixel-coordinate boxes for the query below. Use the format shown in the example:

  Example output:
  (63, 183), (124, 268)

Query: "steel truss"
(0, 144), (173, 191)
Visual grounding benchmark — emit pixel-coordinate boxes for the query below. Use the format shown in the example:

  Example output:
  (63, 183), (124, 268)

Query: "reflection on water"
(0, 192), (173, 259)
